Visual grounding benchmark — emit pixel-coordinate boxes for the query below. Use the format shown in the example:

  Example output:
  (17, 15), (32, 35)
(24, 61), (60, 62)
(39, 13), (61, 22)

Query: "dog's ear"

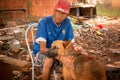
(63, 40), (72, 48)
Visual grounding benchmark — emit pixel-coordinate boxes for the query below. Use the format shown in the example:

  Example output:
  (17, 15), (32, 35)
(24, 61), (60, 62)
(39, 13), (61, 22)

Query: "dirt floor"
(0, 16), (120, 80)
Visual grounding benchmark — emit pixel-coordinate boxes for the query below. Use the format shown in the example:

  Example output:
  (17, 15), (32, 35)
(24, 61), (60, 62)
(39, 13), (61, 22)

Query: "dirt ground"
(0, 16), (120, 80)
(74, 16), (120, 67)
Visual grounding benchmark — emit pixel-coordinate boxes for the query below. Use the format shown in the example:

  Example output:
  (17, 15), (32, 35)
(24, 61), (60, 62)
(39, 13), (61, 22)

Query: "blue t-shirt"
(33, 15), (74, 55)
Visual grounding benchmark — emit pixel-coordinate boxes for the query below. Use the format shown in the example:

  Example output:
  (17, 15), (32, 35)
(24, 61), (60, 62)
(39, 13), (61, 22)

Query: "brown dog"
(49, 40), (107, 80)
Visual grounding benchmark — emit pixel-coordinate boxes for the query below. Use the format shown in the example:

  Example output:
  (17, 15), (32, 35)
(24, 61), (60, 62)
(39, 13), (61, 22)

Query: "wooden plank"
(0, 55), (29, 71)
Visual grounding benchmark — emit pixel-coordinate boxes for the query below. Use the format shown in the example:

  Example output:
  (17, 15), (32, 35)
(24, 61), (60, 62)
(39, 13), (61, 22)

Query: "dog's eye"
(53, 46), (59, 49)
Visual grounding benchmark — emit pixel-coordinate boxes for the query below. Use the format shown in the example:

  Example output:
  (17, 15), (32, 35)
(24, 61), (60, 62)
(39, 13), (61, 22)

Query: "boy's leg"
(42, 57), (53, 80)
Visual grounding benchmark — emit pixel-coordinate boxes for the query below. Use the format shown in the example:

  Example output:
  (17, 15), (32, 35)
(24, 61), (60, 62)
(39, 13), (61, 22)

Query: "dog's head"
(48, 40), (72, 56)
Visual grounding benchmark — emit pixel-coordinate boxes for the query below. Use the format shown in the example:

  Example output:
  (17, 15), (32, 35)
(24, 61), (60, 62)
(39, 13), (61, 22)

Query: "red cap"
(55, 0), (71, 14)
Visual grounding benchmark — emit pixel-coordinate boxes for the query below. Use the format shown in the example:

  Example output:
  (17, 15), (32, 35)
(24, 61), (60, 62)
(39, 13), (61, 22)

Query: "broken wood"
(106, 61), (120, 68)
(0, 55), (30, 71)
(108, 48), (120, 55)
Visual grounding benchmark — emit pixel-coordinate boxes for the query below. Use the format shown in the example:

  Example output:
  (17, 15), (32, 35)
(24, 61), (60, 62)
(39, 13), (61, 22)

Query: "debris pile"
(0, 16), (120, 80)
(72, 16), (120, 80)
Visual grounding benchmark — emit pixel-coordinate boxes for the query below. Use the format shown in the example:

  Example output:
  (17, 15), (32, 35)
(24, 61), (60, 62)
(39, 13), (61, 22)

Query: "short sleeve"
(36, 18), (47, 41)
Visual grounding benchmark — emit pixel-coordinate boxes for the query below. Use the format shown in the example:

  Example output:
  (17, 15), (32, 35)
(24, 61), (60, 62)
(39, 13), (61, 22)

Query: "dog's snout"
(49, 47), (58, 54)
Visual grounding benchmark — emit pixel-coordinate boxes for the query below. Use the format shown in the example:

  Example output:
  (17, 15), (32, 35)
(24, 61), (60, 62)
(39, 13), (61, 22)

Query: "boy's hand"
(59, 56), (74, 70)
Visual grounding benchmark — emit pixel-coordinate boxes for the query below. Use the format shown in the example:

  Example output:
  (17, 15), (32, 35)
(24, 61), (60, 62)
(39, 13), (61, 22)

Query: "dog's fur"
(49, 40), (107, 80)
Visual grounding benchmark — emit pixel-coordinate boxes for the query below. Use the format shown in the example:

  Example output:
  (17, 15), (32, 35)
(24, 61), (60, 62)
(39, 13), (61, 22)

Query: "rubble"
(0, 16), (120, 80)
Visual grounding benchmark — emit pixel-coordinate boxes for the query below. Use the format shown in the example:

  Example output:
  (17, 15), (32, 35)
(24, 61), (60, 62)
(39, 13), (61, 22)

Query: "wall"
(31, 0), (77, 17)
(101, 0), (120, 8)
(0, 0), (28, 19)
(0, 0), (28, 28)
(0, 0), (119, 19)
(111, 0), (120, 8)
(0, 0), (77, 18)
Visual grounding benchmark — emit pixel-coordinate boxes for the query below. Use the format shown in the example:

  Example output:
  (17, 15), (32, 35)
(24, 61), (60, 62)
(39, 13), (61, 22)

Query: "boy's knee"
(44, 58), (53, 69)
